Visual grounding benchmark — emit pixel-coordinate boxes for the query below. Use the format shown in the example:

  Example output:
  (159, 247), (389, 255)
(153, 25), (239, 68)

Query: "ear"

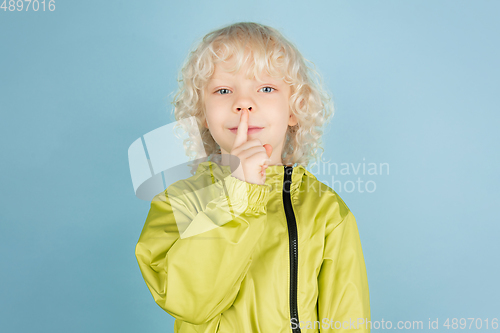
(288, 113), (298, 127)
(204, 119), (209, 128)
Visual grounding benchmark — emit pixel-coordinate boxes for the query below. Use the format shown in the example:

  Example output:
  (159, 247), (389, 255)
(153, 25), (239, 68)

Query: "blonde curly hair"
(171, 22), (334, 172)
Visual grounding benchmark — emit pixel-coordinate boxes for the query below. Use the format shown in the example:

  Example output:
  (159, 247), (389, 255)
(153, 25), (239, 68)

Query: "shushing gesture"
(230, 109), (273, 185)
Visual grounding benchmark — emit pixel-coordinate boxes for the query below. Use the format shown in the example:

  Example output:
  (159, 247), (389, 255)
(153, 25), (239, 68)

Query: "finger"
(263, 144), (273, 158)
(261, 163), (269, 177)
(246, 149), (272, 167)
(237, 145), (267, 160)
(232, 109), (248, 150)
(231, 139), (263, 155)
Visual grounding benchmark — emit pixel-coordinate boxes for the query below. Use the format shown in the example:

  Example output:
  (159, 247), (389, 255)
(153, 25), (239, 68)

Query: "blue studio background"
(1, 1), (499, 332)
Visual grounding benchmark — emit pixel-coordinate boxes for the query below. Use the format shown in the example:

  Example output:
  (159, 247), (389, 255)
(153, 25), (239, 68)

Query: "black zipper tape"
(283, 166), (301, 333)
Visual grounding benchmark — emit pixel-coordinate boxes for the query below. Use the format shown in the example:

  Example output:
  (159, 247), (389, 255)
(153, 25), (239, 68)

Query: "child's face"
(203, 57), (297, 165)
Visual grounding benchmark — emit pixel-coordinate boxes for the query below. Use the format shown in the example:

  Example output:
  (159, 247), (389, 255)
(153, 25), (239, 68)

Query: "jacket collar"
(194, 159), (310, 194)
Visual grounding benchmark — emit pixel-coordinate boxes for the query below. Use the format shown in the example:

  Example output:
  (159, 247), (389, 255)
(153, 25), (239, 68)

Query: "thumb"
(263, 144), (273, 158)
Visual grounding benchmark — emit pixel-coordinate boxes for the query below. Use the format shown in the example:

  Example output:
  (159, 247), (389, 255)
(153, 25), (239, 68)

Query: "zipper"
(283, 166), (301, 333)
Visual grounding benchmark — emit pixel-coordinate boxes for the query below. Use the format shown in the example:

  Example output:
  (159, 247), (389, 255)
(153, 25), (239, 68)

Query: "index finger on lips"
(232, 109), (248, 150)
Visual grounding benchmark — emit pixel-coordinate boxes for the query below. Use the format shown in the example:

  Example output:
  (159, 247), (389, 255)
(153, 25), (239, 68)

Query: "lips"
(229, 126), (264, 134)
(229, 126), (263, 130)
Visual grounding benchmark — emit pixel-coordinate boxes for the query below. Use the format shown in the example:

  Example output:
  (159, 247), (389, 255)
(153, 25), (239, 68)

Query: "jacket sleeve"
(135, 174), (270, 325)
(317, 210), (371, 332)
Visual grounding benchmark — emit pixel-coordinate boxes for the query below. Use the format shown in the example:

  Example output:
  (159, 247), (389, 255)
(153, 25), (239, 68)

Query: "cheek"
(206, 112), (221, 127)
(204, 101), (216, 124)
(205, 99), (225, 122)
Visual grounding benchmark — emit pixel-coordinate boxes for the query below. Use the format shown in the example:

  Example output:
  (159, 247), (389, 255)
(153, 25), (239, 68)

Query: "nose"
(233, 87), (255, 114)
(236, 106), (252, 112)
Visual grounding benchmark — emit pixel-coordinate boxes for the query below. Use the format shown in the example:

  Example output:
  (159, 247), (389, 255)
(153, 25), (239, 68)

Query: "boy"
(135, 22), (371, 332)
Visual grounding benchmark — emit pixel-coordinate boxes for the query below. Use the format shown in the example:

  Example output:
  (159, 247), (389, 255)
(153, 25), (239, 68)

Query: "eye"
(259, 86), (276, 93)
(215, 88), (231, 95)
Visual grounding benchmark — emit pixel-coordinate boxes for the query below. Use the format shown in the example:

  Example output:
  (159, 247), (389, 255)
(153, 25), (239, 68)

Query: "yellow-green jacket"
(135, 161), (371, 332)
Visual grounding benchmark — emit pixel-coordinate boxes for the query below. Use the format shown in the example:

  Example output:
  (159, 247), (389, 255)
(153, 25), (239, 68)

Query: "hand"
(229, 109), (273, 185)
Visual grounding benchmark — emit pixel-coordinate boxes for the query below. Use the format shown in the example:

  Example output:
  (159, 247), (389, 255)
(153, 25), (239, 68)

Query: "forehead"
(209, 58), (284, 82)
